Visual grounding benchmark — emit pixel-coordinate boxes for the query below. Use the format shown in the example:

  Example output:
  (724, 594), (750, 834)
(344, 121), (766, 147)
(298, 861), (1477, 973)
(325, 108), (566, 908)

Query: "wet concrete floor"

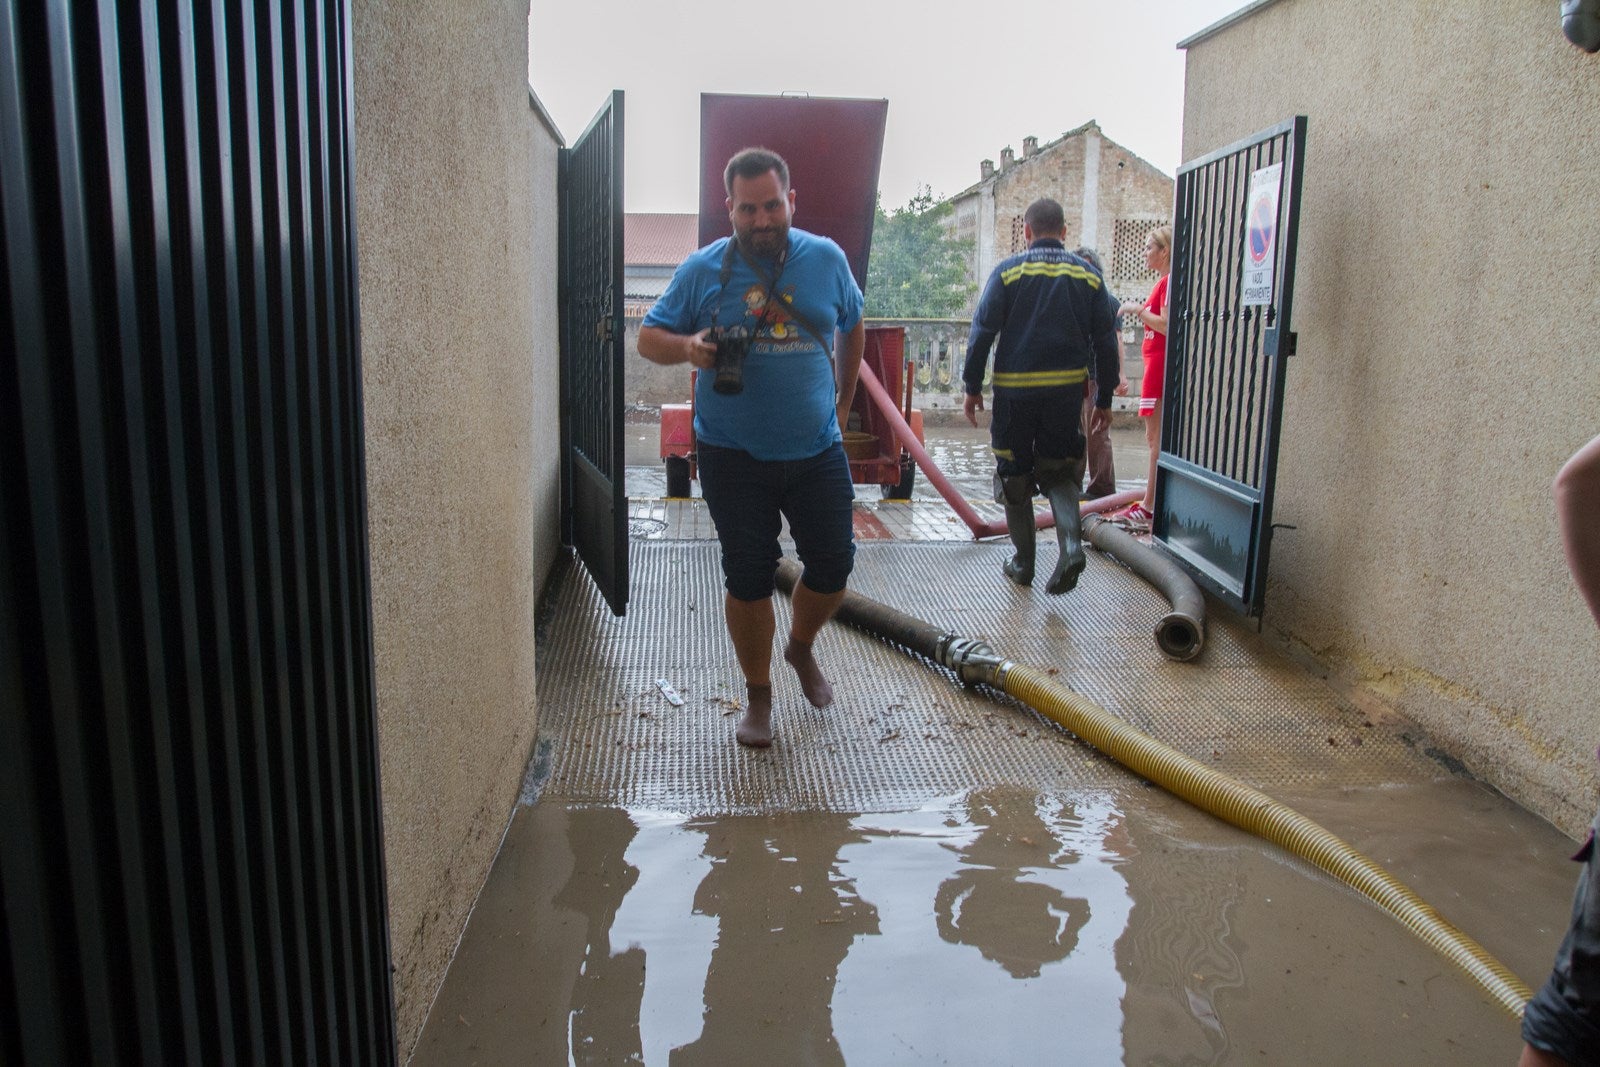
(412, 418), (1584, 1065)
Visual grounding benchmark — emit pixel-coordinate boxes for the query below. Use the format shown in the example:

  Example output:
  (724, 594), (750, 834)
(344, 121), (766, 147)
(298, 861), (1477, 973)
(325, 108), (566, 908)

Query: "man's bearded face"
(728, 169), (795, 258)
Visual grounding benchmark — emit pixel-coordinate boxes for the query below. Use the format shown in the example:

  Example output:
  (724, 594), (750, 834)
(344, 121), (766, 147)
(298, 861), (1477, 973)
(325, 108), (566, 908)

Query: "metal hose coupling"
(935, 634), (1007, 688)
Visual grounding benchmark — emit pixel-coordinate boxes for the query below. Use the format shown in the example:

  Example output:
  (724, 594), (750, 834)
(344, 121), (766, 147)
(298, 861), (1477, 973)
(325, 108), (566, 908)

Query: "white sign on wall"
(1240, 163), (1283, 307)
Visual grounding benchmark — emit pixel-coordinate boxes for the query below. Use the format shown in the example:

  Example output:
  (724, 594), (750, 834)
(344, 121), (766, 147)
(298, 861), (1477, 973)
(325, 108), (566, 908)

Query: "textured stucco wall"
(1182, 0), (1600, 835)
(352, 0), (561, 1055)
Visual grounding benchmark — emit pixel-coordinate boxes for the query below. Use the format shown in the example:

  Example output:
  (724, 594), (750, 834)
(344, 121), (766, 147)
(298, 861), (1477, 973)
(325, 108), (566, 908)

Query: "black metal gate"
(1, 1), (394, 1063)
(1156, 116), (1307, 617)
(559, 91), (628, 616)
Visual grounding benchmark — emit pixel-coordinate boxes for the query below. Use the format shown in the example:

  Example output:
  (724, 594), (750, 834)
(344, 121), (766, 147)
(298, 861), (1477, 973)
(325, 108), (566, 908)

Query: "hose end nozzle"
(937, 635), (1006, 687)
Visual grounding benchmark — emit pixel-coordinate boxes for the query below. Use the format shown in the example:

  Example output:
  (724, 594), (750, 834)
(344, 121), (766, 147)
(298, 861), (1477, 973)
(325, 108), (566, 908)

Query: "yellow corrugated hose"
(1000, 661), (1535, 1019)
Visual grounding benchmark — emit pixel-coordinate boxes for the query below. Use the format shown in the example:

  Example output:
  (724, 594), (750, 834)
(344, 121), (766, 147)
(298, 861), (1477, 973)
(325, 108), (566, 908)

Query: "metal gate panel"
(0, 1), (394, 1062)
(559, 90), (628, 616)
(1156, 116), (1306, 617)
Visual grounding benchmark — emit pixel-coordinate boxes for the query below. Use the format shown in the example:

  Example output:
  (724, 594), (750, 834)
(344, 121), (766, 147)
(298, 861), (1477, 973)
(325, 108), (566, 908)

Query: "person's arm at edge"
(638, 324), (717, 369)
(1555, 433), (1600, 628)
(834, 318), (866, 431)
(1518, 441), (1600, 1067)
(1119, 279), (1169, 336)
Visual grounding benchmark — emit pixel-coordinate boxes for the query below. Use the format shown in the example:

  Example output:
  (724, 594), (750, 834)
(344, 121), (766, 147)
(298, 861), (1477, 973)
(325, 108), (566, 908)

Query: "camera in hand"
(708, 327), (750, 395)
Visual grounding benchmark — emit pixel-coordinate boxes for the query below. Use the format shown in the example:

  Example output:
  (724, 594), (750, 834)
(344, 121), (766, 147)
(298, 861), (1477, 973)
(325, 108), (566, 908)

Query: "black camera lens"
(712, 333), (747, 395)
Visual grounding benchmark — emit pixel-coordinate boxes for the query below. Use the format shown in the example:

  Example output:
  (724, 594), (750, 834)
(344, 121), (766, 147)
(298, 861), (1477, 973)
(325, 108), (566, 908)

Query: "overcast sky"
(528, 0), (1248, 214)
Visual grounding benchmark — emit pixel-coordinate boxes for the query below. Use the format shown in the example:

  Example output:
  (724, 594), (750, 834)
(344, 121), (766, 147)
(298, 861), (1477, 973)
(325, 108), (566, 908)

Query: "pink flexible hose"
(856, 362), (1140, 540)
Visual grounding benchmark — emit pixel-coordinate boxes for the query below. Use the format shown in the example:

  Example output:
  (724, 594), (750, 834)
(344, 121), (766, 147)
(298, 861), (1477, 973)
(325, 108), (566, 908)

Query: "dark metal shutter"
(0, 1), (395, 1062)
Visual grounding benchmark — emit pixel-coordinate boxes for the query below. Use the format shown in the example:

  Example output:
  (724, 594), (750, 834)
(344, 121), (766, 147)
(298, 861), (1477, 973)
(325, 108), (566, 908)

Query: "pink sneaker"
(1110, 502), (1153, 530)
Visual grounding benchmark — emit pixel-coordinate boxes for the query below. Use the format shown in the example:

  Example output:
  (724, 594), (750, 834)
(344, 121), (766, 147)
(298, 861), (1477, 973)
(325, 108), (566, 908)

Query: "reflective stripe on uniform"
(991, 368), (1089, 388)
(999, 261), (1103, 287)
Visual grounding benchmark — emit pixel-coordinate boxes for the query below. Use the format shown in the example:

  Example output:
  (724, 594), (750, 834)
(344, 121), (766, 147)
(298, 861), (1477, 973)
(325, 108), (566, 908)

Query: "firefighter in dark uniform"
(962, 197), (1121, 593)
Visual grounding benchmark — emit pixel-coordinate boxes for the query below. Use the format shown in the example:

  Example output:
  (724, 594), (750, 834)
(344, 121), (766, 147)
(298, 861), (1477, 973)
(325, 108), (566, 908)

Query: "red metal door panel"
(696, 94), (887, 290)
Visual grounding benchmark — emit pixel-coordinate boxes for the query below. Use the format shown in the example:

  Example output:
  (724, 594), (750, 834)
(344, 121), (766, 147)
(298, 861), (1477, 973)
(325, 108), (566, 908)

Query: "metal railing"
(865, 315), (1146, 399)
(864, 318), (974, 394)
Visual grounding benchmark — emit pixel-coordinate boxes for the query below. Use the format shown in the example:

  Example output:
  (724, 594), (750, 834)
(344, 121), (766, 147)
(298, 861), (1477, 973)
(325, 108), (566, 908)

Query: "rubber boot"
(1036, 458), (1087, 594)
(997, 474), (1037, 586)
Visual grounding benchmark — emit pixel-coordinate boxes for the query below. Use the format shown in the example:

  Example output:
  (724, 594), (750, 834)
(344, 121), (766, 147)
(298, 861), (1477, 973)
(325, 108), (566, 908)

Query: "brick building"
(945, 120), (1174, 311)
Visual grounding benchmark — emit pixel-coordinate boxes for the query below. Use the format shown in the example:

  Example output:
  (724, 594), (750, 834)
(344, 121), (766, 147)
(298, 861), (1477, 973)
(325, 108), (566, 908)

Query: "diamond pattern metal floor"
(535, 540), (1447, 815)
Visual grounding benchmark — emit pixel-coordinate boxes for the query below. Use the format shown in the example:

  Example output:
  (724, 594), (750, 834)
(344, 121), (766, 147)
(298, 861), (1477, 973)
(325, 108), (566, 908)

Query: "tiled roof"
(625, 213), (698, 266)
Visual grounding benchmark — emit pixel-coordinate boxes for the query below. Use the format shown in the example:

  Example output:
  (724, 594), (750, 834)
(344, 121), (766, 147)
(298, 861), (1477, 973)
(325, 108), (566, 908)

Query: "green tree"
(864, 187), (976, 319)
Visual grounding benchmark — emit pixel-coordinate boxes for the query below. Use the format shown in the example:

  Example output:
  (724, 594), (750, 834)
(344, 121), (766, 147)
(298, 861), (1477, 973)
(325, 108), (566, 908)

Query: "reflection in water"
(475, 791), (1134, 1064)
(671, 814), (878, 1066)
(552, 807), (645, 1062)
(610, 812), (718, 1059)
(932, 788), (1092, 978)
(835, 792), (1131, 1064)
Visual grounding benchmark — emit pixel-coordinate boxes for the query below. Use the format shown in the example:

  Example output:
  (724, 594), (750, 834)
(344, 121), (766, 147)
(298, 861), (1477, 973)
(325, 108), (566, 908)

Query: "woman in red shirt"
(1111, 226), (1171, 529)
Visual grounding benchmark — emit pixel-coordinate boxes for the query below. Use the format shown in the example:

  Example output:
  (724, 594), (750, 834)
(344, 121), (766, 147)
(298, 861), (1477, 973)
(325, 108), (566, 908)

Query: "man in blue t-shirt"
(639, 148), (866, 749)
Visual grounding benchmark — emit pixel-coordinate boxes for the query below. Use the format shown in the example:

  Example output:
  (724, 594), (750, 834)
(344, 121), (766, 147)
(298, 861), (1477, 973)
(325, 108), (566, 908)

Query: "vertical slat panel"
(97, 2), (207, 1058)
(195, 1), (298, 1058)
(260, 0), (339, 1055)
(135, 0), (240, 1051)
(229, 0), (323, 1056)
(27, 3), (124, 1060)
(0, 0), (395, 1061)
(267, 0), (341, 1058)
(0, 8), (74, 1058)
(169, 0), (272, 1053)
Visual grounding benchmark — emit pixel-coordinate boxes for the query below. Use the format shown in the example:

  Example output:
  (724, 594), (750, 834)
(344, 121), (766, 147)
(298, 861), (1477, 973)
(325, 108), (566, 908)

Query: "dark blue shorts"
(1523, 806), (1600, 1066)
(696, 441), (855, 602)
(990, 388), (1086, 479)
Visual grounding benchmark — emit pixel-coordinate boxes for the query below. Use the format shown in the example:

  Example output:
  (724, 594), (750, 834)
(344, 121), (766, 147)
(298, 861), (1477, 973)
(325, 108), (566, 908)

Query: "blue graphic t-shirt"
(643, 227), (864, 461)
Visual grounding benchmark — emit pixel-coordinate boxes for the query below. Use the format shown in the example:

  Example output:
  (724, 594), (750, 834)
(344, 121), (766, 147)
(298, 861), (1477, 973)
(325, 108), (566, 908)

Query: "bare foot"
(737, 684), (773, 747)
(783, 638), (834, 708)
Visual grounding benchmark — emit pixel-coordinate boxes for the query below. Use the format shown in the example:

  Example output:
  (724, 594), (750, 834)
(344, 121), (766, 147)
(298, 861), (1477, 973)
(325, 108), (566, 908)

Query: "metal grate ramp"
(535, 541), (1447, 814)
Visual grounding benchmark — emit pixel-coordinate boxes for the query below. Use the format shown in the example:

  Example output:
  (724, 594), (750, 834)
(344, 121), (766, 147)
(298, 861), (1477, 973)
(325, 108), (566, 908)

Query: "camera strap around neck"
(720, 237), (836, 362)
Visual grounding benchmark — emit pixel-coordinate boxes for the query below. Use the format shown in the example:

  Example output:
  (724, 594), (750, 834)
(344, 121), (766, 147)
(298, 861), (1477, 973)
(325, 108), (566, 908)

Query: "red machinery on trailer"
(657, 92), (924, 500)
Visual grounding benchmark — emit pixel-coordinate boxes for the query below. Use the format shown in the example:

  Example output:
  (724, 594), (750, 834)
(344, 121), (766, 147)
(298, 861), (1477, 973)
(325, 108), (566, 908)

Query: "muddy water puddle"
(415, 782), (1561, 1065)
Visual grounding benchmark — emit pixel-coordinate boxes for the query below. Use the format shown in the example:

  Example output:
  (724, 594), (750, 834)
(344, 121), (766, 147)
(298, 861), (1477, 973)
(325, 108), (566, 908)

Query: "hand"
(836, 401), (853, 433)
(1114, 373), (1130, 397)
(684, 329), (717, 370)
(1089, 406), (1112, 436)
(1118, 300), (1140, 319)
(963, 392), (983, 427)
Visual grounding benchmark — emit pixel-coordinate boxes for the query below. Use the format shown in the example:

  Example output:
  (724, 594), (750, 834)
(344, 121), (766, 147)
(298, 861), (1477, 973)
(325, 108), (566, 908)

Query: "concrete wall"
(624, 317), (696, 409)
(1181, 0), (1600, 836)
(352, 0), (562, 1055)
